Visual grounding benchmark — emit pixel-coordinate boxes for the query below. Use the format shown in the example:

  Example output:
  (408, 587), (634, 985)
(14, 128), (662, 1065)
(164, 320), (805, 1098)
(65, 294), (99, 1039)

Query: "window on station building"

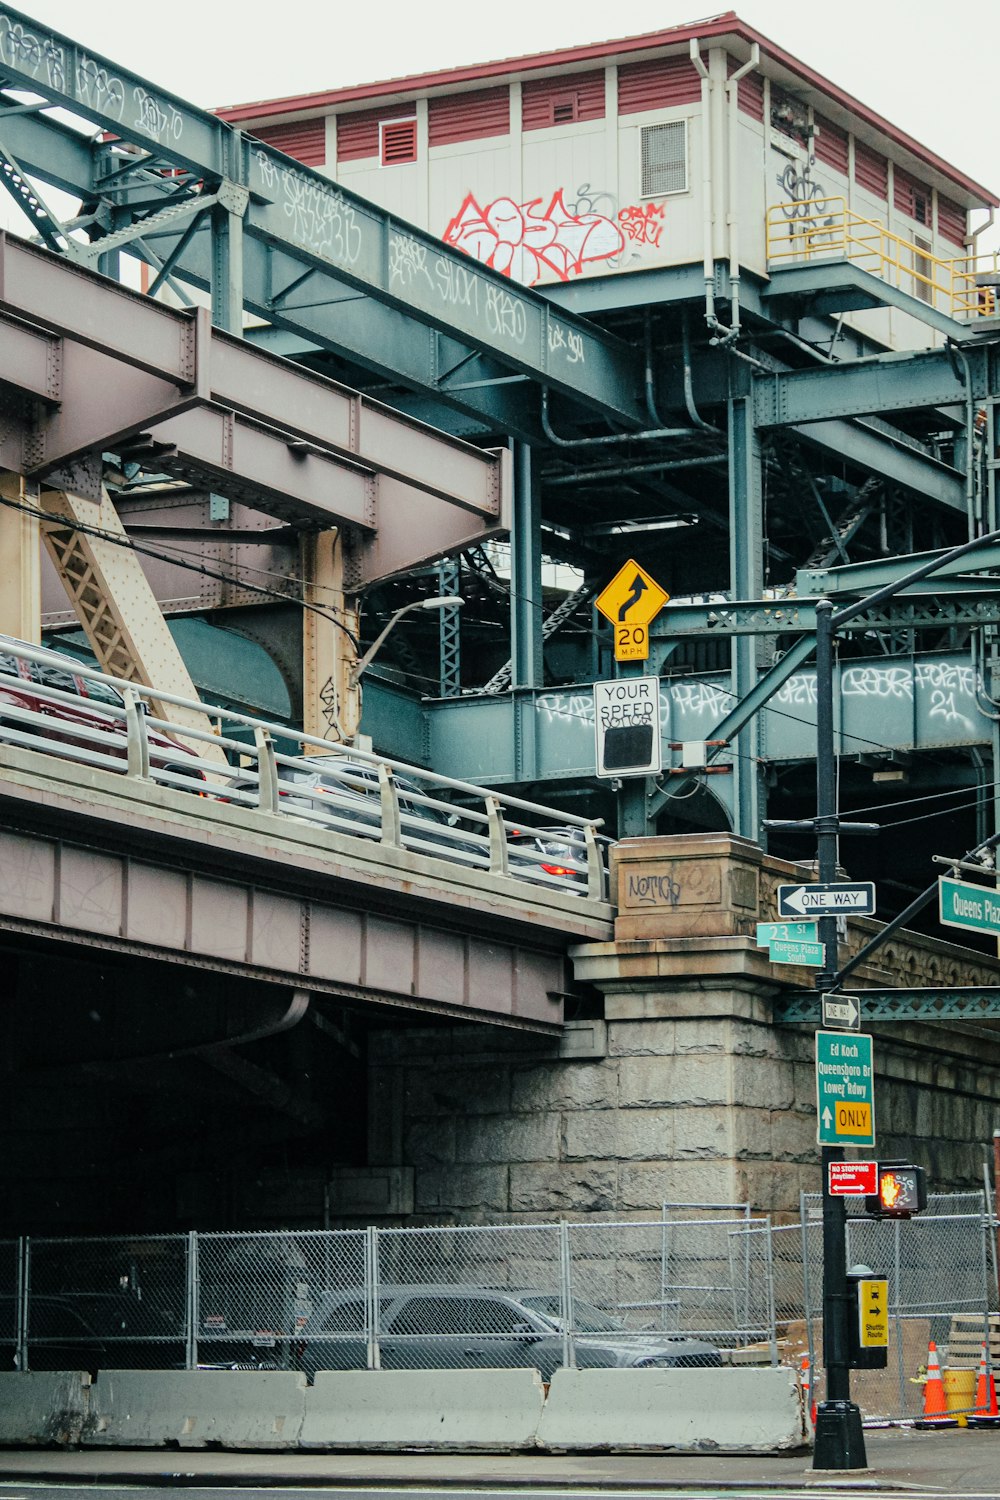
(640, 120), (687, 198)
(380, 117), (417, 165)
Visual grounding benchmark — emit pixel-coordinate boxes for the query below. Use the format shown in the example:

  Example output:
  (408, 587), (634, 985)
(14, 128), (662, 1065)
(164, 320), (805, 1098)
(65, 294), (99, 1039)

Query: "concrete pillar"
(301, 529), (361, 745)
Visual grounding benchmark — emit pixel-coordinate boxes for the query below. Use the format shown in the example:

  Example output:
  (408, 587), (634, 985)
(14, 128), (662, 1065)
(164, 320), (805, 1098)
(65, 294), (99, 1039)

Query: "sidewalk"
(1, 1428), (998, 1492)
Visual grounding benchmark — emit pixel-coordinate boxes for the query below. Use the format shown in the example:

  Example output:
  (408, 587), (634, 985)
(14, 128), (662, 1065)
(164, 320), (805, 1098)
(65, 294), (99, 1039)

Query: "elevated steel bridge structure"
(0, 3), (999, 929)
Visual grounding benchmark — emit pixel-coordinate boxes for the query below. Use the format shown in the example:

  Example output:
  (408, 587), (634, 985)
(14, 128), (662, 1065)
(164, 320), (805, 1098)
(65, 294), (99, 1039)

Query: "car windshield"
(519, 1294), (622, 1332)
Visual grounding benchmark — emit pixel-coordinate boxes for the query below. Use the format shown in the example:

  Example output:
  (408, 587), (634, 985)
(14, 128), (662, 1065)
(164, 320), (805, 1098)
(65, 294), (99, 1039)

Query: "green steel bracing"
(436, 558), (462, 697)
(775, 988), (1000, 1023)
(654, 589), (1000, 638)
(798, 542), (1000, 598)
(0, 5), (645, 428)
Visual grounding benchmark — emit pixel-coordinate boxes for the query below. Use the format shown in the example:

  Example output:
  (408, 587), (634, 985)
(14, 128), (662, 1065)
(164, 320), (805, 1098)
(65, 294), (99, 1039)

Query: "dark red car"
(0, 635), (204, 787)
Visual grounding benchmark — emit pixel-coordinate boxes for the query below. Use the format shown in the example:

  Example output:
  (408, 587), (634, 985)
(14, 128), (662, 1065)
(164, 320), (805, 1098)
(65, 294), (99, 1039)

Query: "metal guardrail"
(765, 198), (994, 319)
(0, 637), (609, 901)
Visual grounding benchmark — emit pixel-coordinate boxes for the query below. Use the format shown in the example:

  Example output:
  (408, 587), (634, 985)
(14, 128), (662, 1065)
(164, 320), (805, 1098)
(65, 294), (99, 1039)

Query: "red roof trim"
(216, 11), (997, 205)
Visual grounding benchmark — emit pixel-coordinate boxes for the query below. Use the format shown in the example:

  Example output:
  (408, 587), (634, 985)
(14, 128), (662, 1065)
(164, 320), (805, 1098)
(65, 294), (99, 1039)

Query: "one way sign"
(778, 881), (876, 917)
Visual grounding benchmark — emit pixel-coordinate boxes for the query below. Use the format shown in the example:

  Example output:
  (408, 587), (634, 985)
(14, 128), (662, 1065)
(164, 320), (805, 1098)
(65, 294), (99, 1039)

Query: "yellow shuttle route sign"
(858, 1279), (889, 1348)
(595, 560), (670, 662)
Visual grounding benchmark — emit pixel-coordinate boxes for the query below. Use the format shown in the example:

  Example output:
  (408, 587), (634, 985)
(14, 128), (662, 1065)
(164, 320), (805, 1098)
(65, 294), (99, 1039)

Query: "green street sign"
(768, 938), (825, 967)
(816, 1031), (875, 1147)
(938, 875), (1000, 937)
(756, 922), (819, 945)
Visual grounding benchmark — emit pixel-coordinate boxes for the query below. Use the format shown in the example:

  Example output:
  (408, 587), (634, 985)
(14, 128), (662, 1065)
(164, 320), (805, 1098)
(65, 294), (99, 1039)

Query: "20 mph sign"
(777, 881), (876, 917)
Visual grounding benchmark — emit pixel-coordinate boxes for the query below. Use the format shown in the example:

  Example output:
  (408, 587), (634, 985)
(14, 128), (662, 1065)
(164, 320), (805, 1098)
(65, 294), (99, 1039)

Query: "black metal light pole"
(811, 597), (866, 1469)
(798, 528), (1000, 1469)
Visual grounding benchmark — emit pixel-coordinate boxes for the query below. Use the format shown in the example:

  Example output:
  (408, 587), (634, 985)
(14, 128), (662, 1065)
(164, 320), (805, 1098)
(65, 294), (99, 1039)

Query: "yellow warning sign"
(858, 1278), (889, 1348)
(595, 560), (669, 663)
(835, 1101), (872, 1138)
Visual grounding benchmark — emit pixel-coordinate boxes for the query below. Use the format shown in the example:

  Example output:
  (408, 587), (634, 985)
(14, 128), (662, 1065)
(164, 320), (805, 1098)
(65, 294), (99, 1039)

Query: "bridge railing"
(0, 638), (608, 901)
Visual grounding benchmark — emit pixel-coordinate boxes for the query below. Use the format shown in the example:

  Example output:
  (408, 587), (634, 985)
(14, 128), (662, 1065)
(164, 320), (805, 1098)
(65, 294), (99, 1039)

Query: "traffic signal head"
(865, 1163), (927, 1218)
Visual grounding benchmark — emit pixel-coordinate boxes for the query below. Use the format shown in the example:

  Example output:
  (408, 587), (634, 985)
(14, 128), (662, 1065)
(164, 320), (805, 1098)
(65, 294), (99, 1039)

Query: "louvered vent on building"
(381, 118), (417, 164)
(854, 140), (888, 199)
(894, 166), (930, 225)
(250, 117), (325, 167)
(814, 114), (849, 176)
(619, 55), (700, 114)
(428, 87), (510, 145)
(641, 120), (687, 197)
(937, 194), (967, 248)
(337, 102), (416, 162)
(522, 70), (605, 129)
(727, 59), (764, 122)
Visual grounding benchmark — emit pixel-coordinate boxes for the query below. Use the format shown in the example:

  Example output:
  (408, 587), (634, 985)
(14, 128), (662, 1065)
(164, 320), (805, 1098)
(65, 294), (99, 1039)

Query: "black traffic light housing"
(864, 1162), (927, 1218)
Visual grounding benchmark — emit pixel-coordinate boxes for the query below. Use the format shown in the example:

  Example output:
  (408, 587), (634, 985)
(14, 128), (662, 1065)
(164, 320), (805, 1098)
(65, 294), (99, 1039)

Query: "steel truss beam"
(775, 989), (1000, 1023)
(0, 234), (509, 586)
(0, 5), (645, 429)
(655, 588), (1000, 637)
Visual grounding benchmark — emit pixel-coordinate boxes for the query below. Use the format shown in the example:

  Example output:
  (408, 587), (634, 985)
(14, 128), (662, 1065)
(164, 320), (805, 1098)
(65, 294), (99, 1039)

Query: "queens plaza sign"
(939, 875), (1000, 937)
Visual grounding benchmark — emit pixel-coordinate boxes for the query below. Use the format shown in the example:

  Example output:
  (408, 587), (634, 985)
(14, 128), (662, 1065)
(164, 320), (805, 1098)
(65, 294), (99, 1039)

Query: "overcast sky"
(7, 6), (984, 730)
(9, 1), (997, 209)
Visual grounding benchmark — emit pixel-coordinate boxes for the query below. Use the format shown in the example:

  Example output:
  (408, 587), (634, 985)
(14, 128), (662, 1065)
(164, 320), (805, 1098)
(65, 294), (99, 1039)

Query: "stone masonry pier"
(339, 835), (1000, 1223)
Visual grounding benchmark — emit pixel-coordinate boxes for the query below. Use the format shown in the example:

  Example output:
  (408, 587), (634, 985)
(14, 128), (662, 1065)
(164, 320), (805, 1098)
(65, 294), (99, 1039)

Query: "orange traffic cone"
(800, 1353), (817, 1428)
(969, 1343), (1000, 1427)
(917, 1340), (957, 1428)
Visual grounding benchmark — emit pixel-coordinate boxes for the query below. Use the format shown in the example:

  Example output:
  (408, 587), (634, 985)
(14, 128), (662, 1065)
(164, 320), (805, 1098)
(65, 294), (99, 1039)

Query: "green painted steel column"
(210, 146), (250, 336)
(728, 393), (765, 840)
(511, 442), (543, 691)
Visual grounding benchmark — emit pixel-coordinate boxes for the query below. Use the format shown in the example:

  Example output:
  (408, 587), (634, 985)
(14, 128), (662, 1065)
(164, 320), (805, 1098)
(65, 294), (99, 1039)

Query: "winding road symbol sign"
(595, 560), (670, 663)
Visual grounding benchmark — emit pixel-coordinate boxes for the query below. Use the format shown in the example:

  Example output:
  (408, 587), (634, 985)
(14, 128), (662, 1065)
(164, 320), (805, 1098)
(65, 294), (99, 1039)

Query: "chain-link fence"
(796, 1191), (996, 1421)
(2, 1202), (995, 1404)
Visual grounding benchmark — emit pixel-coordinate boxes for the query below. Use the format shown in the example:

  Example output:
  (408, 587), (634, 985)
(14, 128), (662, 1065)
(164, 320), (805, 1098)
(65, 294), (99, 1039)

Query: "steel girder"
(774, 988), (1000, 1023)
(753, 348), (982, 428)
(651, 588), (1000, 638)
(0, 5), (646, 429)
(797, 542), (1000, 598)
(0, 234), (509, 587)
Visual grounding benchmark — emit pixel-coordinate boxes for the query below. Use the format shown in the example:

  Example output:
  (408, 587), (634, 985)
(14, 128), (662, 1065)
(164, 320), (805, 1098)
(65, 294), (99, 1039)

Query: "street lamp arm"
(348, 595), (464, 688)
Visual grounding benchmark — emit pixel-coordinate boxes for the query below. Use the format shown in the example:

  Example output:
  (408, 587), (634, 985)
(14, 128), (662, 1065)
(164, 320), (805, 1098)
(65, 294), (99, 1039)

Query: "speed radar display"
(593, 677), (662, 778)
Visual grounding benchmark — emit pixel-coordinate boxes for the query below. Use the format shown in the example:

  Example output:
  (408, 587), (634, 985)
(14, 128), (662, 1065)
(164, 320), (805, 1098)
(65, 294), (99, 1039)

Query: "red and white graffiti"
(618, 202), (666, 247)
(443, 189), (625, 285)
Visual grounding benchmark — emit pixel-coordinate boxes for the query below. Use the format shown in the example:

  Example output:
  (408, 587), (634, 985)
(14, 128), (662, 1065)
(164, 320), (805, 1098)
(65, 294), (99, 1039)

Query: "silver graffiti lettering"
(485, 284), (527, 344)
(77, 55), (124, 117)
(255, 151), (362, 265)
(133, 86), (184, 143)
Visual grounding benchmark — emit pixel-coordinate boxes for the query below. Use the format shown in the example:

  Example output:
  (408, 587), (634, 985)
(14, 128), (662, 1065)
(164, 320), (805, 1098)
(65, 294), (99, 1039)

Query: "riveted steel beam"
(754, 348), (984, 428)
(798, 542), (1000, 598)
(653, 590), (1000, 638)
(0, 4), (645, 429)
(0, 238), (510, 584)
(775, 988), (1000, 1023)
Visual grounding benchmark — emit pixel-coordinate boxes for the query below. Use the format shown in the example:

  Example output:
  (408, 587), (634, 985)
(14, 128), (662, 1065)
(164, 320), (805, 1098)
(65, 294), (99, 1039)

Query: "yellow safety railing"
(765, 198), (998, 320)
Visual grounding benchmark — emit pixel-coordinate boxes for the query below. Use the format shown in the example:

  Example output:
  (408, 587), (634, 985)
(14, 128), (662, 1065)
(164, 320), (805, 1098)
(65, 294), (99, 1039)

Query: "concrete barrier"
(536, 1366), (806, 1452)
(0, 1371), (90, 1446)
(84, 1370), (307, 1449)
(301, 1368), (546, 1449)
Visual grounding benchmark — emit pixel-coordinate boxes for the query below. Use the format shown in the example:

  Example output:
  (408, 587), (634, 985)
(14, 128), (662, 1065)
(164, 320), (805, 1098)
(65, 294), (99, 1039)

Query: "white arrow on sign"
(778, 881), (876, 916)
(822, 1105), (833, 1128)
(822, 994), (860, 1030)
